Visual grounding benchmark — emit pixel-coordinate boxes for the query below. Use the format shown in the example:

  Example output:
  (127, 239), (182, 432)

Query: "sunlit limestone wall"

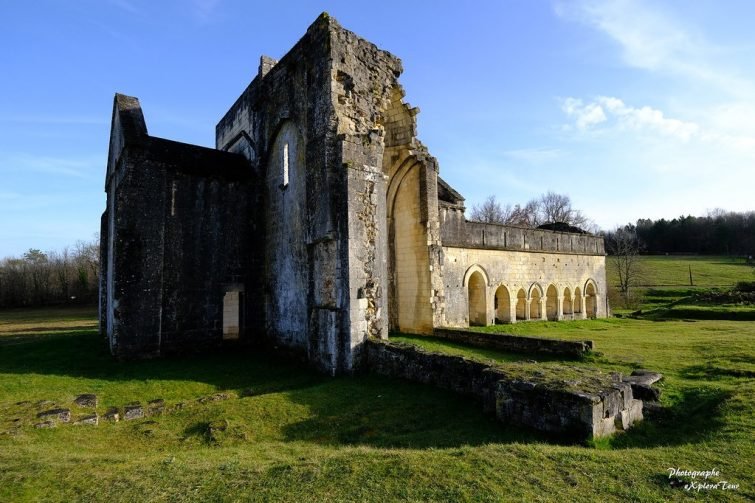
(442, 247), (607, 327)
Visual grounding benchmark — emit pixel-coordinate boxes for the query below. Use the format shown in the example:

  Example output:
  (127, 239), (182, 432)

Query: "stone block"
(37, 408), (71, 423)
(74, 414), (99, 426)
(630, 382), (661, 401)
(103, 407), (120, 422)
(124, 403), (144, 420)
(148, 399), (165, 416)
(628, 399), (644, 424)
(629, 369), (663, 384)
(73, 394), (98, 408)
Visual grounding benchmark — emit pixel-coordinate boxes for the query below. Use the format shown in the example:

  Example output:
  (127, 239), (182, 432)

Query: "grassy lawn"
(607, 255), (755, 315)
(607, 255), (753, 289)
(0, 308), (753, 501)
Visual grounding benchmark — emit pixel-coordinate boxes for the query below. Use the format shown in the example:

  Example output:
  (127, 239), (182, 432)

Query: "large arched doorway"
(383, 86), (436, 334)
(529, 285), (542, 320)
(516, 289), (527, 320)
(494, 285), (511, 323)
(545, 284), (559, 321)
(386, 159), (432, 333)
(468, 271), (487, 326)
(563, 287), (573, 320)
(585, 281), (598, 318)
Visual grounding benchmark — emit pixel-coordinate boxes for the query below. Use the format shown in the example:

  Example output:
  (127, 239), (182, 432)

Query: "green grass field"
(607, 255), (753, 289)
(606, 255), (755, 316)
(1, 308), (753, 501)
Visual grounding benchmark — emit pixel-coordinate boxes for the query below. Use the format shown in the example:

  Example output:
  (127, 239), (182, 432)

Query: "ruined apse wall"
(102, 95), (252, 358)
(328, 22), (445, 340)
(216, 14), (351, 373)
(440, 204), (608, 327)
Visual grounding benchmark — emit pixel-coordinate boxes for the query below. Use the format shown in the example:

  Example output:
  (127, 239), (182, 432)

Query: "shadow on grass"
(0, 328), (565, 449)
(643, 309), (755, 322)
(1, 325), (98, 335)
(279, 374), (562, 449)
(609, 387), (731, 449)
(679, 363), (755, 380)
(0, 327), (326, 394)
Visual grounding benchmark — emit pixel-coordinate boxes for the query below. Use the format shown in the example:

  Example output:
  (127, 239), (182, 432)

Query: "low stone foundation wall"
(433, 328), (593, 358)
(365, 338), (641, 439)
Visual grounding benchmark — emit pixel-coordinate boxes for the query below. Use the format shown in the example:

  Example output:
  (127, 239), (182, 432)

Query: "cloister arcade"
(465, 265), (600, 326)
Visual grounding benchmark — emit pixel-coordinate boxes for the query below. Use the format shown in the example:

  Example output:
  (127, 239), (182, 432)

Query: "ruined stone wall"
(156, 147), (254, 353)
(102, 95), (253, 359)
(433, 328), (593, 358)
(365, 338), (642, 439)
(329, 22), (444, 342)
(441, 206), (605, 254)
(105, 147), (165, 357)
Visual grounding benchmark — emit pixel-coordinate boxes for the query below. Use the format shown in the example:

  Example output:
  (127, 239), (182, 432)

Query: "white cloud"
(561, 98), (606, 130)
(561, 96), (734, 143)
(555, 0), (754, 98)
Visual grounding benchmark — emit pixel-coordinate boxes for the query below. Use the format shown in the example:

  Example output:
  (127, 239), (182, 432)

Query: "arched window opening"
(516, 289), (527, 321)
(529, 287), (542, 320)
(282, 142), (289, 187)
(563, 287), (573, 320)
(545, 284), (558, 321)
(585, 282), (598, 318)
(495, 286), (511, 323)
(468, 271), (487, 326)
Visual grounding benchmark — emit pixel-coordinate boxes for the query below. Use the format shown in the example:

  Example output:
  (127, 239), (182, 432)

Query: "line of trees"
(0, 238), (100, 308)
(631, 211), (755, 256)
(469, 191), (595, 231)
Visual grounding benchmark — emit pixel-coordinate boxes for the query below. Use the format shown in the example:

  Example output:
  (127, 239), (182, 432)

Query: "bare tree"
(535, 191), (590, 229)
(469, 192), (594, 230)
(469, 195), (511, 224)
(606, 225), (642, 307)
(508, 200), (540, 227)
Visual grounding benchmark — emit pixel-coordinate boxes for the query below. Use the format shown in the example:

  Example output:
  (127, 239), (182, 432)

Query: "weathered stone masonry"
(101, 13), (608, 376)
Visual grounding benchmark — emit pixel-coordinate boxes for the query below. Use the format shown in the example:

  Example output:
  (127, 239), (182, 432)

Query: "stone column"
(539, 298), (547, 320)
(525, 300), (531, 321)
(509, 302), (517, 324)
(486, 286), (495, 326)
(579, 296), (587, 319)
(556, 295), (564, 321)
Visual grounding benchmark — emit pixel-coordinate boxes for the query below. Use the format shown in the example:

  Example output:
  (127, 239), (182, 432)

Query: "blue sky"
(1, 0), (754, 257)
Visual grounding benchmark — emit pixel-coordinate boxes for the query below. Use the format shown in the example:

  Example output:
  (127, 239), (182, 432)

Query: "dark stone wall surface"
(103, 93), (254, 359)
(214, 14), (350, 374)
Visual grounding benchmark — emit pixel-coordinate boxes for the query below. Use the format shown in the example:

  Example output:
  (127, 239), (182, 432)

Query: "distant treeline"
(610, 211), (755, 256)
(0, 239), (99, 308)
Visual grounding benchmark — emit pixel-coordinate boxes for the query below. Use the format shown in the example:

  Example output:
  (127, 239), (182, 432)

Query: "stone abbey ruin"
(101, 14), (639, 439)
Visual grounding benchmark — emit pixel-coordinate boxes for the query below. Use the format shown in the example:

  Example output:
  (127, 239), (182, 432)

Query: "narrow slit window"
(282, 142), (289, 187)
(170, 180), (177, 216)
